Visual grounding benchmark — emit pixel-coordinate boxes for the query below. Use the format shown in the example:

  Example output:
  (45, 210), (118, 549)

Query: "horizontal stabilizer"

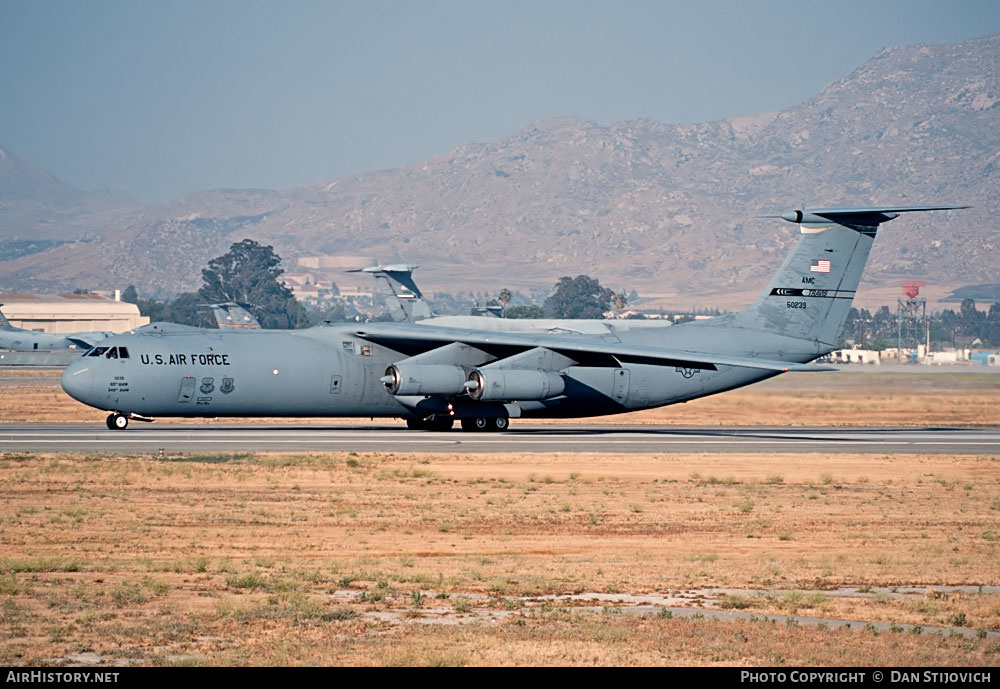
(774, 205), (968, 229)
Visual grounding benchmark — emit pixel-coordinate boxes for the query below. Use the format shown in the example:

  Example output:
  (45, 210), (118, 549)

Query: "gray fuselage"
(60, 320), (813, 420)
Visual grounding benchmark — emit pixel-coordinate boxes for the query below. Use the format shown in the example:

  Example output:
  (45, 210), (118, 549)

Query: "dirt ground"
(0, 449), (998, 666)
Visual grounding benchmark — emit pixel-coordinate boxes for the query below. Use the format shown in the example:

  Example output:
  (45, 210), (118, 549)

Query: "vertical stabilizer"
(0, 305), (18, 332)
(353, 265), (434, 322)
(205, 303), (261, 329)
(733, 206), (966, 348)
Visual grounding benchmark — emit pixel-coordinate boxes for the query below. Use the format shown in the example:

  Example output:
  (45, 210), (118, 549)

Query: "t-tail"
(204, 302), (260, 329)
(0, 304), (20, 332)
(349, 265), (434, 322)
(731, 206), (966, 348)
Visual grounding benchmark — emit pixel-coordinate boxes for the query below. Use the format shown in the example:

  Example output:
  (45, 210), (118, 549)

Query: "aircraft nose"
(61, 359), (94, 404)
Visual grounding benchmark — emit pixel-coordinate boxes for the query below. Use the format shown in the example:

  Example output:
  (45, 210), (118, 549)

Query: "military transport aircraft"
(62, 206), (963, 431)
(0, 305), (111, 352)
(362, 263), (670, 335)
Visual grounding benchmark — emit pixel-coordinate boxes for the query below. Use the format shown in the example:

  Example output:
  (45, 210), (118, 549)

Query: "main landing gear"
(406, 416), (455, 431)
(460, 416), (509, 432)
(405, 416), (509, 432)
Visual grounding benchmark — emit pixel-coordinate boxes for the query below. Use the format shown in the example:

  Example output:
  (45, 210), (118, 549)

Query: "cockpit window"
(88, 347), (109, 357)
(117, 347), (129, 359)
(106, 348), (118, 359)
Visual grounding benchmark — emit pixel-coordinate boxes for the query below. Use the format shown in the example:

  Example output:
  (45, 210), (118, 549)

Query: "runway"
(1, 423), (998, 454)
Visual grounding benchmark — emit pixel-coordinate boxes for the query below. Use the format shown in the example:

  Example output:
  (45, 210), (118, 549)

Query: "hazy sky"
(2, 0), (998, 202)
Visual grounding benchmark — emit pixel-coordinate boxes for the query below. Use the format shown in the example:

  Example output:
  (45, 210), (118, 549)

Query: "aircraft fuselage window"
(117, 347), (130, 359)
(88, 347), (109, 357)
(106, 348), (118, 359)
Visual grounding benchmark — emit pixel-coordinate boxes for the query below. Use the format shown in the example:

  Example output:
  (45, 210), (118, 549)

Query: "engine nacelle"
(467, 369), (565, 402)
(382, 364), (468, 396)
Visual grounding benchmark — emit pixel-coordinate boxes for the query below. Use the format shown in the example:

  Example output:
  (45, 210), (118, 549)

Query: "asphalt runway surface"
(1, 423), (998, 454)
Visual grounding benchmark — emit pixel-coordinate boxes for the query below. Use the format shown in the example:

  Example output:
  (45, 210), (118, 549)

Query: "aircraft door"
(613, 368), (629, 404)
(178, 376), (195, 403)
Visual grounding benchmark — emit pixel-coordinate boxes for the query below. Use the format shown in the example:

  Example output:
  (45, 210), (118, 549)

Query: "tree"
(135, 291), (210, 327)
(120, 285), (138, 304)
(613, 291), (628, 317)
(498, 288), (512, 313)
(506, 304), (546, 319)
(199, 239), (308, 329)
(544, 275), (613, 319)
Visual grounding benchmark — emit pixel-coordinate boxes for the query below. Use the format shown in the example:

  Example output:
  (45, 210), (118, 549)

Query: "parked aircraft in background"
(0, 300), (260, 354)
(205, 302), (260, 329)
(61, 206), (964, 431)
(348, 265), (433, 322)
(0, 305), (111, 351)
(361, 261), (668, 336)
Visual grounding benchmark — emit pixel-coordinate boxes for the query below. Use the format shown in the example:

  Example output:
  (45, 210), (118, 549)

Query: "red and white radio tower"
(897, 281), (927, 361)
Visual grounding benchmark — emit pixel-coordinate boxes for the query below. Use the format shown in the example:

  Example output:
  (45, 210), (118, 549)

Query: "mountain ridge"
(0, 33), (996, 304)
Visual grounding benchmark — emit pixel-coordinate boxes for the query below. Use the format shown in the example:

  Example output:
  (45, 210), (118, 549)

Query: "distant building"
(970, 351), (996, 366)
(0, 293), (148, 333)
(292, 255), (378, 301)
(830, 349), (881, 365)
(925, 349), (971, 365)
(281, 272), (337, 302)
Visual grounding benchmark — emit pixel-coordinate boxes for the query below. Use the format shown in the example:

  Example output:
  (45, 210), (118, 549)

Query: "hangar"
(0, 293), (149, 334)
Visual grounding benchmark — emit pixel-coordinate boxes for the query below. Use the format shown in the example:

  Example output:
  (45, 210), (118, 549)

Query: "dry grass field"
(1, 450), (998, 666)
(0, 367), (998, 666)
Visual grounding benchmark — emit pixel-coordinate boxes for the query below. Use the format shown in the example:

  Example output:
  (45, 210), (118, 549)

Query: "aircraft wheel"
(107, 413), (128, 430)
(491, 417), (510, 432)
(461, 417), (490, 432)
(405, 418), (424, 430)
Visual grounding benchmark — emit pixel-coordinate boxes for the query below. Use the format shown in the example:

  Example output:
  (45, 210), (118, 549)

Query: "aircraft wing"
(132, 322), (207, 334)
(355, 323), (833, 373)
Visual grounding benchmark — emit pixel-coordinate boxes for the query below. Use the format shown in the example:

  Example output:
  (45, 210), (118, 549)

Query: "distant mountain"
(0, 144), (136, 274)
(0, 33), (996, 303)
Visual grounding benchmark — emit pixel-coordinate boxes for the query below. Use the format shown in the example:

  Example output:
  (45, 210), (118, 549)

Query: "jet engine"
(381, 364), (468, 396)
(466, 369), (565, 402)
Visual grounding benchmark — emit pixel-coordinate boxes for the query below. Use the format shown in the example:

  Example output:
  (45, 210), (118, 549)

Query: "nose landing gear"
(105, 412), (154, 430)
(106, 413), (128, 430)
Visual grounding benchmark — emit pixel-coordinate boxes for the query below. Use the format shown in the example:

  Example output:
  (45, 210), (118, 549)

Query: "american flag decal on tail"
(810, 259), (831, 274)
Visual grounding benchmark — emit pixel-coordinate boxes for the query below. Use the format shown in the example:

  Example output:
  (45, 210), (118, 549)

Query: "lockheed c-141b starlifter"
(62, 206), (963, 431)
